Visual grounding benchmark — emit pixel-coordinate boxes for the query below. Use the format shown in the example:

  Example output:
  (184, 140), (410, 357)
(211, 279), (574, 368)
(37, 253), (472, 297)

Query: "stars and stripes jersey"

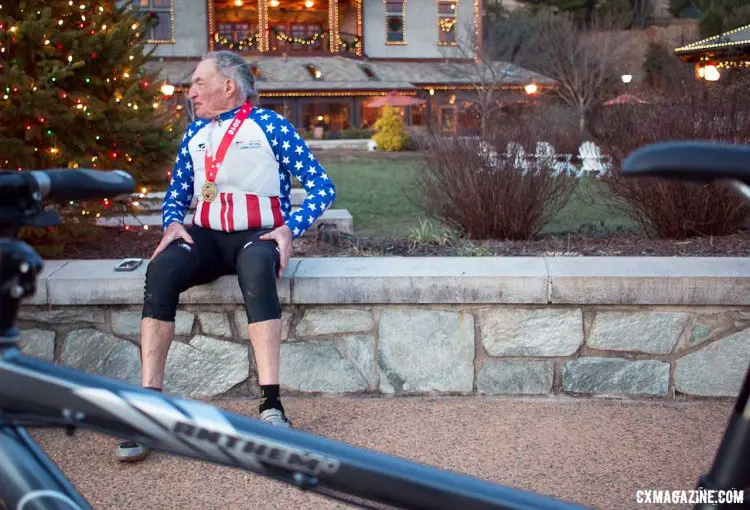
(162, 105), (336, 239)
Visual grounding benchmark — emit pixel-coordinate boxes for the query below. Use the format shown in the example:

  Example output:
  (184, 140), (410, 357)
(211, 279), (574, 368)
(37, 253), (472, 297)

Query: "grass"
(318, 152), (425, 237)
(317, 151), (639, 239)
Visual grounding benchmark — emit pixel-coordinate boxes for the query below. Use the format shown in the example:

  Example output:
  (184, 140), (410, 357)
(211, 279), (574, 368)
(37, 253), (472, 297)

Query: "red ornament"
(91, 52), (97, 59)
(57, 43), (64, 50)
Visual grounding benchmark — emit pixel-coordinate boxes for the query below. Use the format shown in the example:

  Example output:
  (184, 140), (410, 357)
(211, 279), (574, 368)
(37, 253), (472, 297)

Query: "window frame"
(132, 0), (175, 44)
(437, 0), (457, 46)
(383, 0), (407, 46)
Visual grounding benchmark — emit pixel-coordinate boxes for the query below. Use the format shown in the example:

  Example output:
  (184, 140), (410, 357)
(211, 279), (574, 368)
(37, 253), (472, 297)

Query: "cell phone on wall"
(114, 258), (143, 272)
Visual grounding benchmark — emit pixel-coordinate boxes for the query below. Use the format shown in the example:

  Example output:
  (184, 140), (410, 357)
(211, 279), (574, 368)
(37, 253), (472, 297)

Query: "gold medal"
(201, 181), (218, 203)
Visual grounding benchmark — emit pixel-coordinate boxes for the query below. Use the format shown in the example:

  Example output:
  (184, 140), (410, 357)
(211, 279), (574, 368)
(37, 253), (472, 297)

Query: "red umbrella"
(364, 90), (425, 108)
(604, 94), (647, 105)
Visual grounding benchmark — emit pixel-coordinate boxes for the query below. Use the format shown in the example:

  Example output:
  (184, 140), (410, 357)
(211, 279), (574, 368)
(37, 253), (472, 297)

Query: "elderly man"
(116, 50), (336, 462)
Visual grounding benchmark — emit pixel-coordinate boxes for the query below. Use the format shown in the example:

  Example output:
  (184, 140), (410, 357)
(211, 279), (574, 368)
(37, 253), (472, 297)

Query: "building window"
(384, 0), (406, 45)
(437, 0), (457, 46)
(132, 0), (174, 43)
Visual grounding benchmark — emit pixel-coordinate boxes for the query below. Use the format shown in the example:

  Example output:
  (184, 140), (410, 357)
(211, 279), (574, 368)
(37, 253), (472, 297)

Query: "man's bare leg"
(141, 318), (175, 388)
(116, 318), (175, 461)
(248, 318), (282, 385)
(248, 318), (289, 426)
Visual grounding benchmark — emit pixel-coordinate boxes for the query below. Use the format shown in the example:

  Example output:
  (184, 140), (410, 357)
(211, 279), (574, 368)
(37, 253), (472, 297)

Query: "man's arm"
(275, 116), (336, 239)
(162, 126), (197, 230)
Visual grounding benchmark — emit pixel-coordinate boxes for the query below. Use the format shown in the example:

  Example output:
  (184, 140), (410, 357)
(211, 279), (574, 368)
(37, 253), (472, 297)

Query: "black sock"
(145, 386), (162, 392)
(259, 384), (284, 413)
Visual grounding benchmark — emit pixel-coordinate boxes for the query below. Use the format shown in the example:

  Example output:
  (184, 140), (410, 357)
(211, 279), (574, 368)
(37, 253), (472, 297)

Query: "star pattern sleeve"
(161, 120), (202, 231)
(261, 112), (336, 239)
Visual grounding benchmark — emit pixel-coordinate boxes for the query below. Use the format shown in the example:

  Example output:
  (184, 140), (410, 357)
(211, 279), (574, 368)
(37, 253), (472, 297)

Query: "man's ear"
(224, 78), (236, 97)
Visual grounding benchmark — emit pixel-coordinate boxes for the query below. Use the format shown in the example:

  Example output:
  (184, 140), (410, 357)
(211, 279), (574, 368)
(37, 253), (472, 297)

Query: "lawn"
(317, 151), (639, 238)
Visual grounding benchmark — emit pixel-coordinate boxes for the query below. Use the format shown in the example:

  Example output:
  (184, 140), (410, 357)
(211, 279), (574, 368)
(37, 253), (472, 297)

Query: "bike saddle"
(622, 141), (750, 185)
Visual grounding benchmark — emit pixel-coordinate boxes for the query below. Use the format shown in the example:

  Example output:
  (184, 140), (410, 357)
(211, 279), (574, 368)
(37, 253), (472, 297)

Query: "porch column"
(328, 0), (339, 53)
(350, 97), (358, 128)
(258, 0), (269, 51)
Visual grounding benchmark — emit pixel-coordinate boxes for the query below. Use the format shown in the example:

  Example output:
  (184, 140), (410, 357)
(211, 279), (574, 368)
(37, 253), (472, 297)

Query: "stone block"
(547, 257), (750, 305)
(198, 312), (232, 337)
(163, 336), (250, 398)
(18, 329), (55, 361)
(112, 311), (194, 337)
(477, 360), (554, 395)
(587, 312), (690, 354)
(47, 260), (149, 305)
(19, 308), (105, 325)
(561, 357), (669, 396)
(479, 308), (583, 357)
(279, 334), (375, 392)
(675, 329), (750, 397)
(378, 309), (474, 393)
(292, 257), (548, 304)
(21, 260), (72, 306)
(61, 329), (140, 385)
(294, 308), (373, 337)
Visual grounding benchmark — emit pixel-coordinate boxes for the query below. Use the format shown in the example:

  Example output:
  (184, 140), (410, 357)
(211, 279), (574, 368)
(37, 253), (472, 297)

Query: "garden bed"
(25, 226), (750, 259)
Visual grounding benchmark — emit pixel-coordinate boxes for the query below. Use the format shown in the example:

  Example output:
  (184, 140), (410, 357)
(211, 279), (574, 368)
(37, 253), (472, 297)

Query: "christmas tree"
(1, 0), (183, 250)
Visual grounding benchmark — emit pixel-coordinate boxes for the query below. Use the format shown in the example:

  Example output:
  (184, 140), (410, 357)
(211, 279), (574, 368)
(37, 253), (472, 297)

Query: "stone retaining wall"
(16, 257), (750, 400)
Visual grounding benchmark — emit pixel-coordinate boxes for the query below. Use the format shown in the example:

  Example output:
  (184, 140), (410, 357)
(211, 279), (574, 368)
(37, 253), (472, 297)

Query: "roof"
(144, 55), (555, 93)
(675, 23), (750, 53)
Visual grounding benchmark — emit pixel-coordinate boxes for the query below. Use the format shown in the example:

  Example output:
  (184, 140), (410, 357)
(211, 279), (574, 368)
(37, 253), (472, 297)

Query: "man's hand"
(260, 224), (293, 280)
(151, 222), (193, 260)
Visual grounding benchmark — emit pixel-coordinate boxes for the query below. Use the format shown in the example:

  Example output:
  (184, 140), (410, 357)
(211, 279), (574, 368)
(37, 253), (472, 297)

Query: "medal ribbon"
(204, 101), (253, 185)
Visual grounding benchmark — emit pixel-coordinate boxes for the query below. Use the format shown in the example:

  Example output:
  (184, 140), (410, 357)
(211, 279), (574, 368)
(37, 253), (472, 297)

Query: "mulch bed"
(23, 227), (750, 260)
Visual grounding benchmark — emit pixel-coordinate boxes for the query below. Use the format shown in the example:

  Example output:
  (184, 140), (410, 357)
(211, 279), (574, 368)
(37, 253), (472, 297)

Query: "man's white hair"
(202, 50), (257, 101)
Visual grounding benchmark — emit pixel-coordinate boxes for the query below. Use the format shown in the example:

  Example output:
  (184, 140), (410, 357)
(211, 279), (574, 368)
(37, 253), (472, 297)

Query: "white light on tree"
(525, 83), (538, 95)
(621, 74), (632, 83)
(160, 83), (175, 96)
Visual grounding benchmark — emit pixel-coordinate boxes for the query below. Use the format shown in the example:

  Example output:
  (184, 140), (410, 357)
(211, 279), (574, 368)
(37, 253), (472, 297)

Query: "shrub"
(594, 76), (750, 239)
(372, 106), (407, 151)
(411, 122), (578, 240)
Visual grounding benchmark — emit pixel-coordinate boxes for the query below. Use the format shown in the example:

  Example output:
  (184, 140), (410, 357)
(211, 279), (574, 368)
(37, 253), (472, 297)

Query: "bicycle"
(0, 139), (747, 510)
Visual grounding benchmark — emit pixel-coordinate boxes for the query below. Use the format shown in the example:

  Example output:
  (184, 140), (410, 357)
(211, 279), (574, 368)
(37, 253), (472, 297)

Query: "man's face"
(188, 59), (228, 119)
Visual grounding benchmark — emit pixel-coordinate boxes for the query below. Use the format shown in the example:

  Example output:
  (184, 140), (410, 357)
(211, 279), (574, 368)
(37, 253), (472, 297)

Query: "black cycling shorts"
(141, 224), (281, 325)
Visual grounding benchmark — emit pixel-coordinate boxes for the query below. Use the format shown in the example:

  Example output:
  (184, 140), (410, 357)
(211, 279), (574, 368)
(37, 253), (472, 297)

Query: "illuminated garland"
(716, 60), (750, 69)
(272, 27), (326, 45)
(216, 29), (360, 53)
(215, 31), (260, 49)
(439, 18), (456, 32)
(337, 35), (361, 52)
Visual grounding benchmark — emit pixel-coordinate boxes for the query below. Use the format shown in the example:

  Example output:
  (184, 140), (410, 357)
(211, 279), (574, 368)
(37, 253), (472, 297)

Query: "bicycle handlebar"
(0, 168), (135, 203)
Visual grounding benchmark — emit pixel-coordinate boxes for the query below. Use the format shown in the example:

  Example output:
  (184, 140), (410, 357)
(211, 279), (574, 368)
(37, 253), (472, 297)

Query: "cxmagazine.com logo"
(636, 489), (745, 505)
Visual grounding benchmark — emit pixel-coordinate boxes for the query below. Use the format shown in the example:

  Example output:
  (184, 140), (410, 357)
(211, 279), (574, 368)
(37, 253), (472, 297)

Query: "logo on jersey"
(232, 140), (262, 150)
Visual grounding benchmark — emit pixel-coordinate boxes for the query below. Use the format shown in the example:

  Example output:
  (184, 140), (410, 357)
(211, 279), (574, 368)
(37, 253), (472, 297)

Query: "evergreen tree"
(0, 0), (181, 188)
(372, 106), (406, 152)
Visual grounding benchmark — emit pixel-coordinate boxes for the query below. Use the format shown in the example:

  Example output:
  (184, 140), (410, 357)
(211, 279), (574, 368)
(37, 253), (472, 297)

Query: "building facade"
(135, 0), (554, 134)
(674, 23), (750, 81)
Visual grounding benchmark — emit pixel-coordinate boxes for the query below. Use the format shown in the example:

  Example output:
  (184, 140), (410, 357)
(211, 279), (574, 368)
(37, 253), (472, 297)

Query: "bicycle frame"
(0, 344), (586, 510)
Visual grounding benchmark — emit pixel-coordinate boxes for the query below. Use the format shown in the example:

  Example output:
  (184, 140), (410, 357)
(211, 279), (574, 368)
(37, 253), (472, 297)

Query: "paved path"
(30, 396), (736, 510)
